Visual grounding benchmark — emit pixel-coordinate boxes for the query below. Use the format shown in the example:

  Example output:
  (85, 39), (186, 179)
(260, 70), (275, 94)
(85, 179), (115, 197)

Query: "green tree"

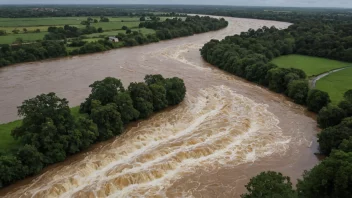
(317, 104), (346, 128)
(90, 100), (123, 141)
(126, 29), (132, 34)
(144, 74), (165, 85)
(16, 145), (44, 175)
(149, 84), (168, 111)
(80, 77), (125, 114)
(122, 25), (128, 30)
(306, 89), (330, 113)
(297, 150), (352, 198)
(11, 93), (75, 164)
(113, 92), (140, 124)
(74, 117), (99, 150)
(0, 155), (26, 188)
(339, 136), (352, 153)
(318, 117), (352, 155)
(338, 100), (352, 117)
(241, 171), (296, 198)
(165, 77), (186, 105)
(128, 82), (154, 119)
(287, 80), (309, 105)
(344, 90), (352, 102)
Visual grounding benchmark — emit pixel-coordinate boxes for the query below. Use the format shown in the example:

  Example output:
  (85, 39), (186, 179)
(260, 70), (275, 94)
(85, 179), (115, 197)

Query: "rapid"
(0, 17), (319, 197)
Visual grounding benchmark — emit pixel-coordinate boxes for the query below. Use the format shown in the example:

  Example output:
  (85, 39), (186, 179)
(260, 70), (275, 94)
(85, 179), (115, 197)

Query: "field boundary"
(311, 65), (352, 88)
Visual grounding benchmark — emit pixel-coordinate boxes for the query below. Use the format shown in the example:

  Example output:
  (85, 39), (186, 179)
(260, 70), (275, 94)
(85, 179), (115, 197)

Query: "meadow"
(271, 54), (350, 77)
(0, 16), (166, 44)
(316, 67), (352, 104)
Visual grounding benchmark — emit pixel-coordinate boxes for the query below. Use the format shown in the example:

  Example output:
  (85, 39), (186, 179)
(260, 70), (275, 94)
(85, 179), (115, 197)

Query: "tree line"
(199, 11), (352, 198)
(0, 74), (186, 188)
(0, 16), (228, 67)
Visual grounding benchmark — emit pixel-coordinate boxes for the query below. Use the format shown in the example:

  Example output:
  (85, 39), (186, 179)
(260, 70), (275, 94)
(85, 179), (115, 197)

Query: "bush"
(306, 89), (330, 113)
(317, 104), (346, 128)
(287, 80), (309, 105)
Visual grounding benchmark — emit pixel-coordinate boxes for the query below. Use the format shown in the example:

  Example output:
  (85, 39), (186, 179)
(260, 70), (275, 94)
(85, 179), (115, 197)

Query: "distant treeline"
(0, 74), (186, 188)
(199, 11), (352, 198)
(0, 5), (187, 18)
(0, 16), (228, 67)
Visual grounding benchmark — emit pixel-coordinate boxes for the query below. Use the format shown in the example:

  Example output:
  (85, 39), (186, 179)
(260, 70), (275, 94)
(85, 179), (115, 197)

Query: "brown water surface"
(0, 17), (319, 197)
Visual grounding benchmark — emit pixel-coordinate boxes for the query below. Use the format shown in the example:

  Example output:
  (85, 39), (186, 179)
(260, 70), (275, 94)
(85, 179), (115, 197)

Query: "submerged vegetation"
(0, 74), (186, 188)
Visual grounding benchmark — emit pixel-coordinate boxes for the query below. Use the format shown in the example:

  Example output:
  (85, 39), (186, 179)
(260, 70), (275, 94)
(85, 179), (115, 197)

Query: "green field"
(271, 54), (350, 77)
(0, 16), (177, 44)
(0, 106), (81, 151)
(316, 67), (352, 104)
(0, 32), (46, 44)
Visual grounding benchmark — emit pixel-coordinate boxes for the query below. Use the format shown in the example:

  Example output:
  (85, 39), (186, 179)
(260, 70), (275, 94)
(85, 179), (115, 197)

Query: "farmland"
(316, 67), (352, 104)
(0, 16), (175, 44)
(271, 54), (350, 77)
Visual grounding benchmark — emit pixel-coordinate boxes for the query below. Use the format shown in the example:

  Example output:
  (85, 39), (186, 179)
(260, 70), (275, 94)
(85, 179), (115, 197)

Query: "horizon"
(0, 0), (352, 9)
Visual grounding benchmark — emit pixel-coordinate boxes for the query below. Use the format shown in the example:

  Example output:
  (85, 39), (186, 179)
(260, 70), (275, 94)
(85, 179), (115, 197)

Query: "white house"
(109, 37), (119, 42)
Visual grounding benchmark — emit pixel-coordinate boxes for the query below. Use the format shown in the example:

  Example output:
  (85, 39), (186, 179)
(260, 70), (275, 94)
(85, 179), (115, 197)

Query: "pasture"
(271, 54), (349, 77)
(316, 67), (352, 104)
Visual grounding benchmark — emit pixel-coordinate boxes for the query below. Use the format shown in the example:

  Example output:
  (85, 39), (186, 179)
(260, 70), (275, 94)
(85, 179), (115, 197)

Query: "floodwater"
(0, 17), (319, 197)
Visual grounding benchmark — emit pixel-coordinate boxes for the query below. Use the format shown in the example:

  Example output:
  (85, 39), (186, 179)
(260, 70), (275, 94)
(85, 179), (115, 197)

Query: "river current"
(0, 17), (319, 197)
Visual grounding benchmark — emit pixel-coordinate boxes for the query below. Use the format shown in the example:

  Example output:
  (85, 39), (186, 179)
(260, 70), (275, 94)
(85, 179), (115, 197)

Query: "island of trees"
(0, 74), (186, 188)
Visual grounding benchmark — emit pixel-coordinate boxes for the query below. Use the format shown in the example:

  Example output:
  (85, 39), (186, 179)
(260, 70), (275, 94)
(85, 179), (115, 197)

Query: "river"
(0, 17), (319, 197)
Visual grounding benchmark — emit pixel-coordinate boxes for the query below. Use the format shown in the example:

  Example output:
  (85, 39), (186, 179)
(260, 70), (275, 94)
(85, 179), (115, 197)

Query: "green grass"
(0, 120), (21, 151)
(0, 106), (83, 152)
(0, 32), (46, 44)
(271, 54), (350, 77)
(86, 28), (155, 38)
(316, 67), (352, 104)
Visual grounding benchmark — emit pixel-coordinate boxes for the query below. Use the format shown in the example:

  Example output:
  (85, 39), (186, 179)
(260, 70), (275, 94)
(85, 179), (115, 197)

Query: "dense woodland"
(0, 15), (228, 67)
(199, 9), (352, 198)
(0, 74), (186, 188)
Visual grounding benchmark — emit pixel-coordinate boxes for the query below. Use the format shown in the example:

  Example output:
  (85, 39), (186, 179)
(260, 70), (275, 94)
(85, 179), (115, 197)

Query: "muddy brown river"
(0, 17), (319, 197)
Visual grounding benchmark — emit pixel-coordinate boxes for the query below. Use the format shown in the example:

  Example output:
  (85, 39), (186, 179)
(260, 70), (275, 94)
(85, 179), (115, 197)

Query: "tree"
(35, 29), (41, 33)
(339, 136), (352, 153)
(306, 89), (330, 113)
(297, 150), (352, 198)
(144, 74), (165, 85)
(126, 29), (132, 34)
(80, 77), (125, 114)
(128, 82), (154, 119)
(122, 26), (128, 30)
(113, 92), (140, 124)
(16, 145), (44, 175)
(11, 93), (76, 164)
(149, 84), (168, 111)
(241, 171), (296, 198)
(0, 155), (26, 188)
(0, 30), (6, 36)
(165, 77), (186, 105)
(97, 27), (103, 33)
(317, 104), (346, 128)
(318, 117), (352, 155)
(140, 16), (146, 21)
(90, 100), (123, 141)
(287, 80), (309, 105)
(73, 117), (99, 150)
(23, 28), (27, 33)
(338, 100), (352, 117)
(12, 29), (20, 34)
(344, 90), (352, 102)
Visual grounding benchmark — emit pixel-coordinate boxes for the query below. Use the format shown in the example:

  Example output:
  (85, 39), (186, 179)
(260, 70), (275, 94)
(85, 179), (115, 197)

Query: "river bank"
(0, 17), (320, 197)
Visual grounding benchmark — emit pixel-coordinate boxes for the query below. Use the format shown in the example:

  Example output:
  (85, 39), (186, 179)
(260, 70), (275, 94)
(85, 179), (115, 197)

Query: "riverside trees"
(0, 74), (186, 188)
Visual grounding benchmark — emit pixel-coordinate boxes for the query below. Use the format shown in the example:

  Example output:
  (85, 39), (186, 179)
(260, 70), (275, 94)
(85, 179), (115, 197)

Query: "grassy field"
(0, 106), (81, 152)
(0, 32), (46, 44)
(316, 67), (352, 104)
(271, 54), (350, 77)
(0, 16), (177, 44)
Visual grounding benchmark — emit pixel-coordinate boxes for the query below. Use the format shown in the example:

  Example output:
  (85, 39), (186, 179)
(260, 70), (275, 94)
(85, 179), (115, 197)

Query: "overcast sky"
(0, 0), (352, 8)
